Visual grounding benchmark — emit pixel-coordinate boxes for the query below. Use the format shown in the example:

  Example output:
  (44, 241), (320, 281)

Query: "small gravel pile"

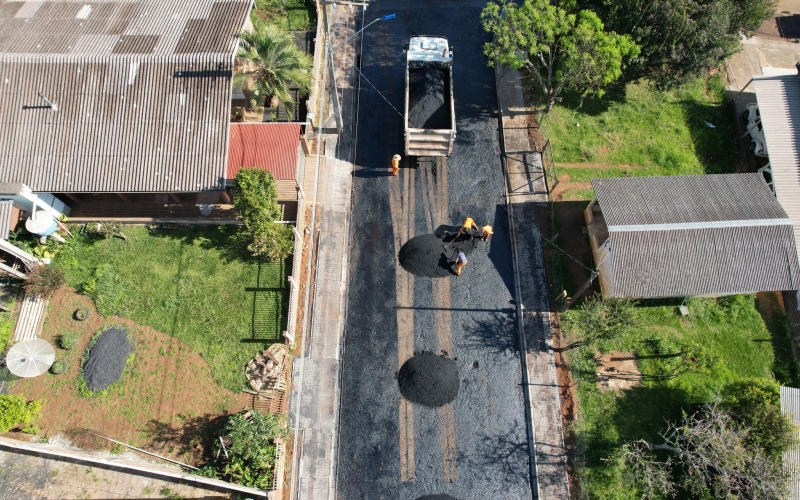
(399, 234), (478, 277)
(408, 66), (450, 129)
(398, 352), (459, 407)
(82, 327), (133, 392)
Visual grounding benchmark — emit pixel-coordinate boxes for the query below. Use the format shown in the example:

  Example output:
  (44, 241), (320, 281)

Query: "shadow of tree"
(457, 427), (531, 488)
(461, 311), (517, 354)
(146, 225), (255, 264)
(145, 413), (230, 465)
(550, 82), (629, 117)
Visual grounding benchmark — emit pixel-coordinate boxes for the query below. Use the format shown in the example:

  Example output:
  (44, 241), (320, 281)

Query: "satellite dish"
(5, 339), (55, 378)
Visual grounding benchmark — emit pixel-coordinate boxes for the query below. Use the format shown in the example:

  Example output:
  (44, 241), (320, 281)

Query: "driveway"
(338, 1), (534, 498)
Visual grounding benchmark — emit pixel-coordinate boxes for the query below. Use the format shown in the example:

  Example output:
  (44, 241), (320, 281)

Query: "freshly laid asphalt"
(338, 1), (534, 499)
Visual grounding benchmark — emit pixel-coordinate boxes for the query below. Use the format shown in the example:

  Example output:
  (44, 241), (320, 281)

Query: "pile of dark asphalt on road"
(82, 327), (133, 392)
(399, 233), (478, 277)
(408, 66), (450, 129)
(398, 352), (459, 407)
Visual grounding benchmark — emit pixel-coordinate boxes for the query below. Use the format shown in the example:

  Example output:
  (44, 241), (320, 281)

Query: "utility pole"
(561, 269), (599, 312)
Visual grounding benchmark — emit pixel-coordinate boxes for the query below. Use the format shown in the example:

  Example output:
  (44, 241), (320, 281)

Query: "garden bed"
(9, 288), (250, 465)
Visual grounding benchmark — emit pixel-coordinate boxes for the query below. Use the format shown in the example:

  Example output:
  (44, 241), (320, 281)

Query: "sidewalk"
(288, 5), (360, 500)
(495, 64), (571, 500)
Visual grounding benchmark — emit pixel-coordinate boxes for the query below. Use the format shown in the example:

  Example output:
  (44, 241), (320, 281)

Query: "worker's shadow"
(438, 253), (457, 275)
(352, 167), (396, 178)
(435, 224), (477, 245)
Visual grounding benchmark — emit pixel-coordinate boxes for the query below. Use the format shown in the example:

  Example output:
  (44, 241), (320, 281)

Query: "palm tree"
(235, 24), (313, 115)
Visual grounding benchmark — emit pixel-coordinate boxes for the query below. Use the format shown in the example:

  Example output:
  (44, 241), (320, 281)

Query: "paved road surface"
(338, 1), (535, 498)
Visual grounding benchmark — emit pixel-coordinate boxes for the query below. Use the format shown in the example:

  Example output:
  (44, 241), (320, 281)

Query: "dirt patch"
(549, 174), (593, 203)
(398, 352), (459, 407)
(595, 351), (641, 392)
(8, 287), (250, 466)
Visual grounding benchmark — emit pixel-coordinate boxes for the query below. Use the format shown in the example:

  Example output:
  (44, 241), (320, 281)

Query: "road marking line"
(440, 403), (457, 483)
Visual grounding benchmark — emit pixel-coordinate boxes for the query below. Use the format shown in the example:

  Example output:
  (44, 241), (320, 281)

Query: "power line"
(353, 64), (405, 119)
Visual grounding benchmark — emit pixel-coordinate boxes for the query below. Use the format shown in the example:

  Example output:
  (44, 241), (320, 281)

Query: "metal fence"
(542, 139), (559, 194)
(283, 187), (306, 344)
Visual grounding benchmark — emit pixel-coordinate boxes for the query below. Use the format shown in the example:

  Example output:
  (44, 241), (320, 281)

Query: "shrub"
(248, 223), (294, 261)
(719, 378), (796, 461)
(562, 295), (637, 346)
(23, 265), (65, 299)
(233, 169), (292, 261)
(0, 395), (41, 432)
(59, 331), (79, 349)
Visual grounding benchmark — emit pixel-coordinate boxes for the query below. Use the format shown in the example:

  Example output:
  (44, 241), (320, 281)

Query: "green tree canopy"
(481, 0), (639, 114)
(233, 168), (293, 261)
(582, 0), (776, 87)
(0, 395), (41, 433)
(236, 23), (313, 113)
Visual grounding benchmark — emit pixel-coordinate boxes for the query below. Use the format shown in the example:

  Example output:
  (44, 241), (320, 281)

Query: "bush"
(59, 331), (80, 349)
(206, 410), (288, 489)
(562, 295), (637, 345)
(233, 169), (292, 260)
(719, 378), (796, 461)
(84, 264), (128, 317)
(0, 395), (41, 432)
(248, 223), (294, 261)
(23, 265), (65, 299)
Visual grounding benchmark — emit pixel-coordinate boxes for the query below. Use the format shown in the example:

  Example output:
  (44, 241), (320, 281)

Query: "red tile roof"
(227, 123), (301, 180)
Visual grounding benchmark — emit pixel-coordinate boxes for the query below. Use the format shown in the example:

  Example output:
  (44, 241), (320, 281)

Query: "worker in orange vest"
(454, 217), (478, 240)
(391, 154), (401, 176)
(480, 225), (493, 241)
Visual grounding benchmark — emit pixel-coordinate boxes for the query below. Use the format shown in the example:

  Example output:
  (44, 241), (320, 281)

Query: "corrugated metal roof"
(593, 174), (788, 227)
(0, 200), (12, 240)
(227, 123), (301, 181)
(0, 0), (250, 193)
(780, 386), (800, 500)
(609, 223), (800, 298)
(0, 1), (249, 56)
(754, 75), (800, 269)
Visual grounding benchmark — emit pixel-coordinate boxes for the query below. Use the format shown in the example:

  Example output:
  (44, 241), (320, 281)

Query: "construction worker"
(454, 217), (478, 240)
(480, 225), (493, 241)
(391, 154), (401, 176)
(454, 249), (468, 276)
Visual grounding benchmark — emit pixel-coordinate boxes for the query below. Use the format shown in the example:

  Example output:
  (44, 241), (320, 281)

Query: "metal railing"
(283, 188), (306, 345)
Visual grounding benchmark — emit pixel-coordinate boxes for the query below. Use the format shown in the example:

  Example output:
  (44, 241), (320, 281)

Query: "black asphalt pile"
(408, 66), (449, 129)
(398, 352), (459, 407)
(82, 327), (133, 392)
(399, 234), (478, 278)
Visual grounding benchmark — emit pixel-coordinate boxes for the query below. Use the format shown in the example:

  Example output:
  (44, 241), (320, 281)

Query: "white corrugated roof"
(780, 386), (800, 499)
(753, 75), (800, 265)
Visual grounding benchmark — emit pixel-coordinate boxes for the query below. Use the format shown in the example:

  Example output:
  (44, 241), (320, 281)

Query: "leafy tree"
(233, 169), (293, 261)
(23, 265), (65, 299)
(562, 296), (637, 348)
(481, 0), (639, 115)
(719, 378), (795, 461)
(0, 395), (41, 433)
(622, 403), (789, 499)
(235, 24), (312, 113)
(205, 410), (289, 489)
(582, 0), (776, 87)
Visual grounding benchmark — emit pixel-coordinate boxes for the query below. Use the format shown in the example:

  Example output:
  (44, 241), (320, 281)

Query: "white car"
(743, 103), (768, 158)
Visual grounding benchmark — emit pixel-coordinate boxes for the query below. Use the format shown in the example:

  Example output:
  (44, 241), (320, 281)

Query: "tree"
(622, 403), (789, 499)
(481, 0), (639, 115)
(719, 378), (795, 461)
(561, 296), (637, 348)
(582, 0), (776, 87)
(0, 395), (41, 433)
(233, 168), (293, 261)
(235, 24), (312, 113)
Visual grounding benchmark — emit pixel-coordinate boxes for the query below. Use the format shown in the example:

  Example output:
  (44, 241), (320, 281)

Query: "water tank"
(25, 211), (58, 236)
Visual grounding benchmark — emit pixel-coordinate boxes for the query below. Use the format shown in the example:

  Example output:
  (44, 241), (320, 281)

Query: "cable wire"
(353, 64), (405, 119)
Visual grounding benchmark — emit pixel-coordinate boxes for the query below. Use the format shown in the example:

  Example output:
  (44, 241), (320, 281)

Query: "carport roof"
(754, 74), (800, 267)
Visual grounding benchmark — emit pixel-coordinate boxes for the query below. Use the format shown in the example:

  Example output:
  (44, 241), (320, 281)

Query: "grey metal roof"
(0, 0), (250, 56)
(780, 386), (800, 500)
(592, 173), (789, 227)
(754, 75), (800, 268)
(608, 223), (800, 298)
(591, 174), (800, 298)
(0, 201), (12, 240)
(0, 0), (250, 193)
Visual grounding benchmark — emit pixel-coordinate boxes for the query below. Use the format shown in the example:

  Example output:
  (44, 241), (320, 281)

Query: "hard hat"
(393, 154), (401, 160)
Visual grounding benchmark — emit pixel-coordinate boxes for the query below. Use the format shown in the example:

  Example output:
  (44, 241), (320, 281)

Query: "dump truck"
(404, 36), (455, 157)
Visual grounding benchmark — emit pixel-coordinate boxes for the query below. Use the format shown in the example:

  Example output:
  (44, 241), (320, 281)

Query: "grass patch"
(0, 297), (13, 354)
(542, 75), (737, 190)
(253, 0), (316, 32)
(52, 225), (288, 391)
(564, 294), (779, 498)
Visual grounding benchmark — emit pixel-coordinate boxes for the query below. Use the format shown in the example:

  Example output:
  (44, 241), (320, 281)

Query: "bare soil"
(8, 287), (250, 466)
(595, 351), (642, 392)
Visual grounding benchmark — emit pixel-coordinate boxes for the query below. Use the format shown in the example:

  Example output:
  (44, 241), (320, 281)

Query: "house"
(227, 123), (305, 221)
(584, 173), (800, 299)
(0, 0), (253, 221)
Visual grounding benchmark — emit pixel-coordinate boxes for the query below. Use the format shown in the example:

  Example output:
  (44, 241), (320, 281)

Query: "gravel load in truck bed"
(408, 66), (450, 129)
(82, 327), (133, 392)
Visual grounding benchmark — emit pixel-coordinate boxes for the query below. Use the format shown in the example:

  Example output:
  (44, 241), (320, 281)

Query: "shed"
(584, 173), (800, 298)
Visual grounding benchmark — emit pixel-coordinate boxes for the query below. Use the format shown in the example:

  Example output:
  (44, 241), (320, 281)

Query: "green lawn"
(542, 76), (737, 191)
(51, 225), (288, 392)
(253, 0), (317, 31)
(564, 295), (794, 498)
(0, 298), (12, 354)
